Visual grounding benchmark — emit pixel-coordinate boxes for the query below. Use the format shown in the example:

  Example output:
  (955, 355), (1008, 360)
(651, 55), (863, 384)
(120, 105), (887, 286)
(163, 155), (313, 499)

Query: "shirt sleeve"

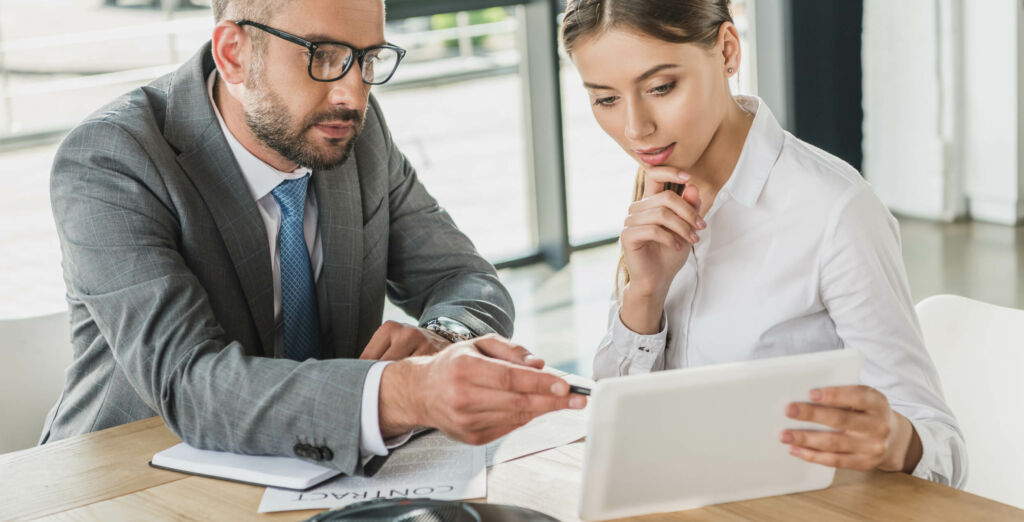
(818, 186), (967, 488)
(592, 301), (669, 380)
(359, 361), (416, 458)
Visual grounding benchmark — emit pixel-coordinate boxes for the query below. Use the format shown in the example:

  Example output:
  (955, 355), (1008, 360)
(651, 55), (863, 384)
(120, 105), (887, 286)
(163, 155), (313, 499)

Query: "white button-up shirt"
(594, 96), (967, 488)
(207, 72), (396, 458)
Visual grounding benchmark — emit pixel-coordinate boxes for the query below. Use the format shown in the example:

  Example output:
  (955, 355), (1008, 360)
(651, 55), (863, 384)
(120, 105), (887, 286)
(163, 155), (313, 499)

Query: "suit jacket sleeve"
(51, 118), (375, 474)
(371, 97), (515, 337)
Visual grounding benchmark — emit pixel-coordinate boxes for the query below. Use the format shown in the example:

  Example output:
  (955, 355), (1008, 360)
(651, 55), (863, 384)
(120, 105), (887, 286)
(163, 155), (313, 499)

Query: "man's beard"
(243, 64), (365, 172)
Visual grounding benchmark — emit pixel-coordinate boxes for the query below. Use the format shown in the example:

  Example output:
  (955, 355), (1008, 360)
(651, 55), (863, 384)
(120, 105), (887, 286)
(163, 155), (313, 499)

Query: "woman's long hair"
(560, 0), (733, 298)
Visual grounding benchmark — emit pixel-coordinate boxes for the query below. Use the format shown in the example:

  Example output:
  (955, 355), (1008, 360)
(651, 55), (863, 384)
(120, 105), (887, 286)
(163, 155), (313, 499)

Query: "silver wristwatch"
(423, 316), (474, 343)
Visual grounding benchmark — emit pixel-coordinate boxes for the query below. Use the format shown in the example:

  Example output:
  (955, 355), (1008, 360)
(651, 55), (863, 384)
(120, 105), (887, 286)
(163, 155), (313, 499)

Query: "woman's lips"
(636, 143), (676, 166)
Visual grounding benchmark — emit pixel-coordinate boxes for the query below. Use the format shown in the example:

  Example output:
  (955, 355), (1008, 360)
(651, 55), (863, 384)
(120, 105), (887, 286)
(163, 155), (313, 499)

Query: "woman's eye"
(593, 96), (618, 107)
(649, 81), (676, 96)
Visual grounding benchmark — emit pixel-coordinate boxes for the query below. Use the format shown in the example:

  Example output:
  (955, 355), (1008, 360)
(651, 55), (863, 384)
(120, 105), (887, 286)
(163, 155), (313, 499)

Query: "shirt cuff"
(612, 307), (669, 372)
(359, 361), (420, 459)
(906, 416), (943, 484)
(359, 361), (391, 457)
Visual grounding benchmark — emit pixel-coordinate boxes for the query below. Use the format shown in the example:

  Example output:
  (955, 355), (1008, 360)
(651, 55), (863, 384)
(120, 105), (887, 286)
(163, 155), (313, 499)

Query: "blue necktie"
(271, 175), (322, 361)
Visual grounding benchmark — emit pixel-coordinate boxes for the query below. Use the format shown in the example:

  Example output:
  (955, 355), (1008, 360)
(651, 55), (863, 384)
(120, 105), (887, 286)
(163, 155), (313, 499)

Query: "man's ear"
(212, 20), (250, 85)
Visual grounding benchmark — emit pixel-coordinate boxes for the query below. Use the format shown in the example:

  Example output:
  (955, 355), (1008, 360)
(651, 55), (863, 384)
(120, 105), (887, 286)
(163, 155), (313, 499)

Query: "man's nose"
(327, 63), (369, 107)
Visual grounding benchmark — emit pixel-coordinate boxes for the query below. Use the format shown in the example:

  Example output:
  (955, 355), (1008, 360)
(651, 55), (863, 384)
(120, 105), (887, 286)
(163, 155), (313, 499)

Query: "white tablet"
(579, 348), (864, 521)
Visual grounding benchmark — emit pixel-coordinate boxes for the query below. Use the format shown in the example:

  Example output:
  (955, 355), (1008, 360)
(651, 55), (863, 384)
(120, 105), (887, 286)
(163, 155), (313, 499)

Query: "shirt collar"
(206, 71), (311, 202)
(718, 95), (786, 208)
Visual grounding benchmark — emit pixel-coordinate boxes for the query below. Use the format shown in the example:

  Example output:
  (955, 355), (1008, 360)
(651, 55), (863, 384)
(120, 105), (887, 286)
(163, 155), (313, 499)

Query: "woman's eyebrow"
(582, 63), (679, 90)
(634, 64), (678, 83)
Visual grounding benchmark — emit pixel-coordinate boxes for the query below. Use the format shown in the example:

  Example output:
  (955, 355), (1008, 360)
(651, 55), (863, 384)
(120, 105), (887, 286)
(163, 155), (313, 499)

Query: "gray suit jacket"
(42, 43), (514, 475)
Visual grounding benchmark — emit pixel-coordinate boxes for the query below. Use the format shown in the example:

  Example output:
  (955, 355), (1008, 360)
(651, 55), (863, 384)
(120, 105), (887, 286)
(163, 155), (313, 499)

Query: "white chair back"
(916, 295), (1024, 508)
(0, 311), (71, 454)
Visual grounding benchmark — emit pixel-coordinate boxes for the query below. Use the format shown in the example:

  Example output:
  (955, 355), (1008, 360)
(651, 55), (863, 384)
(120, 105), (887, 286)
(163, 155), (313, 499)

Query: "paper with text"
(258, 431), (485, 513)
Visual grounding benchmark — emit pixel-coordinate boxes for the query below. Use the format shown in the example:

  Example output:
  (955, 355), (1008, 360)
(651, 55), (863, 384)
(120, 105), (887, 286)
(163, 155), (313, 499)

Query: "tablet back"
(579, 349), (864, 521)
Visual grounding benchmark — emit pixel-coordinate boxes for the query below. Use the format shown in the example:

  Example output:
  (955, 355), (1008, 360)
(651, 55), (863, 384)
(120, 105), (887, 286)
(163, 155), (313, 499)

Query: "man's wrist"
(378, 360), (425, 439)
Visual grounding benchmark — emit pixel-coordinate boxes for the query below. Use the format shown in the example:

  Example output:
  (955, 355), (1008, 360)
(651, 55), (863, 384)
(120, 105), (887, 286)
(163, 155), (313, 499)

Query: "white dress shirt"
(594, 96), (967, 487)
(207, 72), (397, 458)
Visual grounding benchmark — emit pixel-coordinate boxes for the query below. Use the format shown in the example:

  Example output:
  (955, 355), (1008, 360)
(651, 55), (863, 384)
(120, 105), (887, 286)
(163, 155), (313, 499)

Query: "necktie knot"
(271, 175), (310, 217)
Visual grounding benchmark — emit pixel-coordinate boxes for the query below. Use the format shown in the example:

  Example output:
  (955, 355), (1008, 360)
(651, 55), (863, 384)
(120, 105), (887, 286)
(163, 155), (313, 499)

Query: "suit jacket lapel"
(165, 43), (276, 358)
(313, 156), (363, 360)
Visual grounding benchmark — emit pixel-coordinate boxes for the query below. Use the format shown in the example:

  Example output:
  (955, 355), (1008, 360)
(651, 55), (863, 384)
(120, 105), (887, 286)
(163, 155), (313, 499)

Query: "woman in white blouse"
(562, 0), (966, 487)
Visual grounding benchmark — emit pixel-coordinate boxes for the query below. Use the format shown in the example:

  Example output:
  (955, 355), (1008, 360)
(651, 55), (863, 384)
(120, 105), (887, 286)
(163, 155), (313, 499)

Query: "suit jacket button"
(293, 443), (309, 458)
(318, 447), (334, 461)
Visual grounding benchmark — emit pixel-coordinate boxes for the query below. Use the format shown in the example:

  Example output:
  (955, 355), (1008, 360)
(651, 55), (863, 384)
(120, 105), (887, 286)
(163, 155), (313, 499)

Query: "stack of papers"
(150, 444), (341, 490)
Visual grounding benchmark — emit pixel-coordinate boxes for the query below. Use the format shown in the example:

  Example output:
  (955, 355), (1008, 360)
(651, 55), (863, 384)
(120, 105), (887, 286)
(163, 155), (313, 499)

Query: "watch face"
(436, 317), (473, 339)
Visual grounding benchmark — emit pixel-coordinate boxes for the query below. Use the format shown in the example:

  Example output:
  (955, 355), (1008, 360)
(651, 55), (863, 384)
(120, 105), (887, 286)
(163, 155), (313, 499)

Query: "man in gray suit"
(43, 0), (586, 475)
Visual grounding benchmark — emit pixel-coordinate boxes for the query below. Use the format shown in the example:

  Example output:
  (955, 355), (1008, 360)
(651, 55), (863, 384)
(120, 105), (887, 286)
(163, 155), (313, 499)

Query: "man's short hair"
(212, 0), (290, 55)
(211, 0), (286, 24)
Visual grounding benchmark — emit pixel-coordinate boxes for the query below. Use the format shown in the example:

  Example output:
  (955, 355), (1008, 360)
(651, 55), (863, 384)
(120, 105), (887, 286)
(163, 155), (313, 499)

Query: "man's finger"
(473, 335), (546, 369)
(462, 422), (531, 446)
(359, 324), (396, 360)
(378, 345), (417, 361)
(461, 353), (570, 396)
(411, 344), (442, 358)
(460, 388), (584, 416)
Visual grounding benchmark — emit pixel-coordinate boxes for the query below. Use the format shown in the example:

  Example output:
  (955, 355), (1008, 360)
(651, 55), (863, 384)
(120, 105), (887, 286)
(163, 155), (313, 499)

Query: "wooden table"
(2, 417), (1021, 521)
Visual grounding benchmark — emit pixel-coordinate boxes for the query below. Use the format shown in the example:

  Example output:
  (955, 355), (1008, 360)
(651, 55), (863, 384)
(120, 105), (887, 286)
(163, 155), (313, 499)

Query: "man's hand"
(359, 321), (451, 361)
(781, 385), (923, 473)
(377, 335), (587, 444)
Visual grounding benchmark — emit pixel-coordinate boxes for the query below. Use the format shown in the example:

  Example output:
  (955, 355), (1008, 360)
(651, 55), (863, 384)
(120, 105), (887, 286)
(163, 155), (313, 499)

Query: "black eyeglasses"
(235, 20), (406, 85)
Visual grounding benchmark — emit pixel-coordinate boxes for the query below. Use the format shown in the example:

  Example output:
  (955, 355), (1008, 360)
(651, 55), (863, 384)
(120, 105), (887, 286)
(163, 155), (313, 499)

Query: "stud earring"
(728, 67), (735, 74)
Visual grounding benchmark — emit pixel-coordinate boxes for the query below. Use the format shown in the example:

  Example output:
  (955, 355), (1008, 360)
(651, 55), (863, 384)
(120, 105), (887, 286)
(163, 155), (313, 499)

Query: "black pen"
(569, 384), (591, 396)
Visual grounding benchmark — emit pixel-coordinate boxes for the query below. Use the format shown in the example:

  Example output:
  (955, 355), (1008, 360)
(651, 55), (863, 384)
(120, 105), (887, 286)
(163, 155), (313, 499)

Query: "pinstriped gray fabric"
(41, 42), (514, 475)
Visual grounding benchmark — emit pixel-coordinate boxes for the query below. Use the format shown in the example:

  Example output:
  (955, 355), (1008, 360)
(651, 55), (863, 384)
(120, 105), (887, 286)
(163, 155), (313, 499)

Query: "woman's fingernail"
(789, 447), (801, 457)
(570, 396), (586, 409)
(810, 389), (823, 401)
(678, 172), (691, 181)
(697, 218), (707, 229)
(786, 403), (800, 417)
(780, 432), (794, 443)
(551, 382), (567, 395)
(691, 232), (700, 243)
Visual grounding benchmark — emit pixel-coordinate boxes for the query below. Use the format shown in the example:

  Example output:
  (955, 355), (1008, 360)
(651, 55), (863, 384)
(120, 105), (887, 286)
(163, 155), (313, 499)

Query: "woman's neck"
(684, 97), (756, 215)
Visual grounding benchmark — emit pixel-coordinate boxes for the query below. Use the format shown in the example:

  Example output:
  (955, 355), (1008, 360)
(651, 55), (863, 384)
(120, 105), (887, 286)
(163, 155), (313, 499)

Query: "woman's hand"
(619, 166), (705, 334)
(781, 385), (923, 473)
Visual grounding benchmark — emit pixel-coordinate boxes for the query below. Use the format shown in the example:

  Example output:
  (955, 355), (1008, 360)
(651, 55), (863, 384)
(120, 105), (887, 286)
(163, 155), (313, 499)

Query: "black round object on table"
(303, 498), (560, 522)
